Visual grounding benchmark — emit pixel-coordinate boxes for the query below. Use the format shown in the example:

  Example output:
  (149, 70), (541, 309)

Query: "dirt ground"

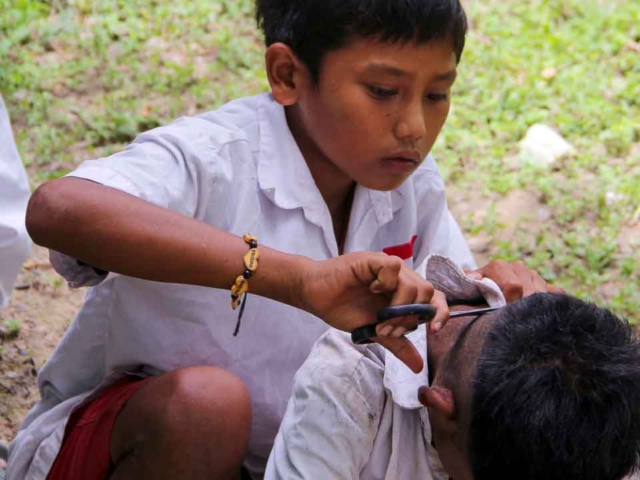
(0, 246), (85, 443)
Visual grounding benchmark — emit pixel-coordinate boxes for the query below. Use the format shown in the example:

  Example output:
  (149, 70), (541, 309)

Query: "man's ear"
(265, 43), (307, 106)
(418, 385), (457, 420)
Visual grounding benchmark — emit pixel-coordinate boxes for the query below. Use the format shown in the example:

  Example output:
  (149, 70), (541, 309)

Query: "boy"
(8, 1), (541, 479)
(267, 256), (640, 479)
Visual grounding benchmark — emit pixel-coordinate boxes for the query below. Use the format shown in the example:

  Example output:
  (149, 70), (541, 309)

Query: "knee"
(165, 366), (252, 436)
(111, 368), (252, 476)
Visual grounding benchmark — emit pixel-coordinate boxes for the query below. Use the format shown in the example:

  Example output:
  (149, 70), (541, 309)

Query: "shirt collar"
(383, 255), (507, 410)
(256, 93), (323, 213)
(256, 94), (404, 235)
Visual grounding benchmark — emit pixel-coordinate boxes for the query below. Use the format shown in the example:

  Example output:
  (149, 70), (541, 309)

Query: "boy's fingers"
(388, 267), (435, 306)
(525, 265), (566, 294)
(369, 255), (402, 293)
(478, 259), (565, 300)
(374, 335), (424, 373)
(382, 275), (437, 337)
(511, 261), (538, 296)
(477, 260), (524, 303)
(413, 276), (436, 305)
(511, 261), (565, 296)
(547, 284), (566, 294)
(429, 290), (449, 333)
(377, 292), (447, 339)
(389, 281), (419, 306)
(464, 269), (483, 281)
(376, 315), (417, 337)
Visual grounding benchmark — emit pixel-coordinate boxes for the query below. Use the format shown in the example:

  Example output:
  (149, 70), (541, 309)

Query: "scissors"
(351, 300), (503, 345)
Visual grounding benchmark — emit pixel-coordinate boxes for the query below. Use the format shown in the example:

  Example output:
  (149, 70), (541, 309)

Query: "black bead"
(243, 269), (253, 279)
(249, 240), (258, 249)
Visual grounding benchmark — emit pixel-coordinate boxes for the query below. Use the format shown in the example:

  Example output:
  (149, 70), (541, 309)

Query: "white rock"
(605, 191), (625, 206)
(518, 124), (576, 167)
(537, 207), (552, 222)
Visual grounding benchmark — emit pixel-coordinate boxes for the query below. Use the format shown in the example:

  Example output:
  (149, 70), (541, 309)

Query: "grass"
(0, 0), (264, 181)
(0, 0), (638, 321)
(437, 0), (640, 319)
(0, 319), (21, 339)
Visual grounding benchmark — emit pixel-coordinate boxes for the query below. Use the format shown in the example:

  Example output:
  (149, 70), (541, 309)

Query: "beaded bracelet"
(231, 234), (259, 336)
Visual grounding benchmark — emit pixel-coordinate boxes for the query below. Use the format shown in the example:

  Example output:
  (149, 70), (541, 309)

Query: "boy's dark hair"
(469, 293), (640, 480)
(255, 0), (468, 81)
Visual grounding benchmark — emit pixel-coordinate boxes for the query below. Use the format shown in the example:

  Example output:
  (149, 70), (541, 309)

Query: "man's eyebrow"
(363, 63), (457, 82)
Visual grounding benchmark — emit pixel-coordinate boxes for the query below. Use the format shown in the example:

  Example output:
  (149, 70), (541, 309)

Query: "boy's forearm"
(26, 177), (312, 308)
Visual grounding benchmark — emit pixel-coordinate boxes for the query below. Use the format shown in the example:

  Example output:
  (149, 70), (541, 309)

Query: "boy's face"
(286, 37), (458, 191)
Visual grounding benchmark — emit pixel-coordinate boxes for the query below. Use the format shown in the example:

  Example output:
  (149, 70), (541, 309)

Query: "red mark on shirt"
(383, 235), (418, 260)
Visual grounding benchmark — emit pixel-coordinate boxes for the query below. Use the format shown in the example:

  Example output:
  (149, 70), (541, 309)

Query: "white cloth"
(0, 95), (31, 309)
(8, 93), (475, 480)
(266, 255), (506, 479)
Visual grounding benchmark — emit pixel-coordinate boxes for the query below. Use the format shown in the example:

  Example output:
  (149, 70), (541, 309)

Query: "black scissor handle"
(352, 303), (437, 345)
(351, 324), (380, 345)
(376, 303), (436, 323)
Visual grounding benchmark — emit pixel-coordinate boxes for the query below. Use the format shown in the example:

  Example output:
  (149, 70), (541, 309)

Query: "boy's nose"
(394, 105), (426, 142)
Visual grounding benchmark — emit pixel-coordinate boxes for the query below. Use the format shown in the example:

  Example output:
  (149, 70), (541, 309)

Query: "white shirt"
(266, 255), (507, 480)
(8, 93), (475, 480)
(0, 95), (31, 309)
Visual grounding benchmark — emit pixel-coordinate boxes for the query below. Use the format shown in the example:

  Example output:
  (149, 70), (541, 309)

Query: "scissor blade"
(449, 306), (502, 318)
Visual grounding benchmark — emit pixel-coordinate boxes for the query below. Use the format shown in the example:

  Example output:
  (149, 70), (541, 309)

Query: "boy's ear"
(265, 43), (307, 106)
(418, 385), (457, 420)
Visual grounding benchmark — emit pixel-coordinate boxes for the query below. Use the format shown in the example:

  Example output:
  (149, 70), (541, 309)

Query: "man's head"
(255, 0), (467, 191)
(421, 293), (640, 480)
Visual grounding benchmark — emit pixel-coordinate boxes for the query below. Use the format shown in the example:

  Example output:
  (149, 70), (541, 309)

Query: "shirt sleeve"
(48, 251), (109, 289)
(0, 95), (32, 308)
(50, 116), (237, 287)
(411, 156), (477, 270)
(67, 116), (226, 217)
(265, 331), (387, 480)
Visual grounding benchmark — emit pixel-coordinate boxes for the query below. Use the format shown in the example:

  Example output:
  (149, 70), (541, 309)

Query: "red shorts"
(46, 375), (153, 480)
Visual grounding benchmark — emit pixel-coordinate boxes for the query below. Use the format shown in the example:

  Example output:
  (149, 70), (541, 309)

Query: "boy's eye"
(426, 93), (450, 102)
(367, 85), (398, 99)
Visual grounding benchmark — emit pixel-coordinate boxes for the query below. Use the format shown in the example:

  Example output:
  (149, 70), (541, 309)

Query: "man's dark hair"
(469, 293), (640, 480)
(255, 0), (468, 81)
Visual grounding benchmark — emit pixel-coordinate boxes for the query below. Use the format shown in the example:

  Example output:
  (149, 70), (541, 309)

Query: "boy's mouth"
(388, 150), (421, 163)
(380, 150), (420, 173)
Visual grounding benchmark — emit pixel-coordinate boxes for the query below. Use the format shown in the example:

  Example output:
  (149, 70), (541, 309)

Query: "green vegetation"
(439, 0), (640, 320)
(1, 319), (21, 338)
(1, 0), (638, 321)
(0, 0), (263, 182)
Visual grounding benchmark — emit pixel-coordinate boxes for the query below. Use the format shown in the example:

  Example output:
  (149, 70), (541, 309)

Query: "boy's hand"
(297, 252), (449, 373)
(466, 260), (565, 303)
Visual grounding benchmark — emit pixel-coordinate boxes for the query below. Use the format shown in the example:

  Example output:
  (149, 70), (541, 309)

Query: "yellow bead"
(231, 275), (249, 297)
(243, 248), (260, 272)
(243, 234), (258, 245)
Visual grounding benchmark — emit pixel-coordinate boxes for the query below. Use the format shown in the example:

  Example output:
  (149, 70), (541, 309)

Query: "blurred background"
(0, 0), (638, 443)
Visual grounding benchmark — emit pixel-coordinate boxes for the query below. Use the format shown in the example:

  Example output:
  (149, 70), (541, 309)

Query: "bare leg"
(109, 366), (251, 480)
